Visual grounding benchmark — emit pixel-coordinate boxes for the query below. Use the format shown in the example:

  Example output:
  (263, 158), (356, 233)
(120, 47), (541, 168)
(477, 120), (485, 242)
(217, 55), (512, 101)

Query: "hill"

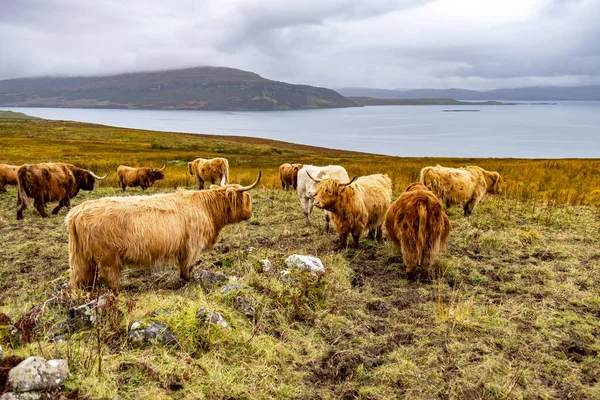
(338, 85), (600, 101)
(0, 67), (358, 111)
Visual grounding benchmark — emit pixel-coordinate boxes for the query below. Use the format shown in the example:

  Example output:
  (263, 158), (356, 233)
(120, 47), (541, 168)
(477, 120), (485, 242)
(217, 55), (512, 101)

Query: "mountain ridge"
(0, 66), (357, 111)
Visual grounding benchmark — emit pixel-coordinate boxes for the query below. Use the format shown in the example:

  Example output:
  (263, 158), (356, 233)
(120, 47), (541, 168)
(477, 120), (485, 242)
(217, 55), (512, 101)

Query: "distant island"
(338, 86), (600, 101)
(0, 67), (357, 111)
(348, 97), (507, 106)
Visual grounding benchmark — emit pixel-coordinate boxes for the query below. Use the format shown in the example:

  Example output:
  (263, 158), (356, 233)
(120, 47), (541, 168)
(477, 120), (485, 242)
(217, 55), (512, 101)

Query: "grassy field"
(0, 116), (600, 399)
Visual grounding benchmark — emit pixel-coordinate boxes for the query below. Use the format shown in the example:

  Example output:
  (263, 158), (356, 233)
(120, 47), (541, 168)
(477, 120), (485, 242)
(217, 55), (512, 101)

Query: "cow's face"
(152, 170), (165, 181)
(73, 169), (96, 191)
(212, 172), (261, 223)
(487, 172), (503, 194)
(313, 179), (341, 211)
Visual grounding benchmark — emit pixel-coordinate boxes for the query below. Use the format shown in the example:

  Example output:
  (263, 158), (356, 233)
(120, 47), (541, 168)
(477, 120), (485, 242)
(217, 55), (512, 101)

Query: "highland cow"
(296, 165), (349, 231)
(188, 157), (229, 189)
(117, 164), (166, 191)
(0, 164), (19, 192)
(420, 165), (503, 216)
(279, 163), (304, 191)
(385, 183), (451, 279)
(309, 173), (392, 247)
(16, 162), (108, 220)
(66, 172), (261, 292)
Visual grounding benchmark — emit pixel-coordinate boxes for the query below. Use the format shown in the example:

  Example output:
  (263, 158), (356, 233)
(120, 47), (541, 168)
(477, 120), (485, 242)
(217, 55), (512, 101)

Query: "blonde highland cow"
(66, 173), (261, 292)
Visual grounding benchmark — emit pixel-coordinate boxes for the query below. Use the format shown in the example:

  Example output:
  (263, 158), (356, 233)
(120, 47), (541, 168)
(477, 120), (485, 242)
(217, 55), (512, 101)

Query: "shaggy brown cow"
(66, 172), (261, 292)
(309, 173), (392, 247)
(279, 163), (303, 191)
(188, 157), (229, 189)
(16, 162), (108, 220)
(117, 164), (166, 191)
(385, 183), (451, 279)
(420, 165), (503, 216)
(0, 164), (19, 192)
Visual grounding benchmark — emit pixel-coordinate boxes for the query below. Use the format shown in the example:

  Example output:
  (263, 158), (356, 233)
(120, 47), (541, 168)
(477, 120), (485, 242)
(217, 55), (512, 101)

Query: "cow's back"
(297, 165), (349, 198)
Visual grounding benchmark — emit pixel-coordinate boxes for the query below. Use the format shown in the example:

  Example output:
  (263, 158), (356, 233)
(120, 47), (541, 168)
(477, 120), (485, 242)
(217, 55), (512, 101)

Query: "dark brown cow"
(117, 165), (165, 191)
(385, 183), (451, 279)
(0, 164), (19, 192)
(16, 162), (108, 220)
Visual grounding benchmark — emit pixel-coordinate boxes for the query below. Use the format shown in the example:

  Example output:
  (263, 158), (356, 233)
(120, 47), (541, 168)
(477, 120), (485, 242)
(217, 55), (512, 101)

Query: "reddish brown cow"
(0, 164), (19, 192)
(117, 165), (165, 191)
(17, 162), (108, 220)
(279, 163), (303, 191)
(385, 183), (451, 279)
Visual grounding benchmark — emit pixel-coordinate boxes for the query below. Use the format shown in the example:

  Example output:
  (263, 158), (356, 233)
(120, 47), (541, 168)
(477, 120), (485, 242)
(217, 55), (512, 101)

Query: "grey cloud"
(1, 0), (600, 90)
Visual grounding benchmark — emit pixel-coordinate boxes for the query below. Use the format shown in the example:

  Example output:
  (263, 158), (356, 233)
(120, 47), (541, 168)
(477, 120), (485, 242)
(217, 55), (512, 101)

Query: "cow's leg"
(178, 253), (193, 282)
(34, 195), (48, 218)
(16, 194), (26, 220)
(367, 230), (375, 240)
(376, 226), (383, 241)
(300, 197), (313, 226)
(52, 198), (67, 215)
(324, 212), (330, 233)
(198, 178), (205, 190)
(97, 255), (123, 293)
(351, 228), (362, 248)
(464, 198), (479, 217)
(0, 182), (5, 192)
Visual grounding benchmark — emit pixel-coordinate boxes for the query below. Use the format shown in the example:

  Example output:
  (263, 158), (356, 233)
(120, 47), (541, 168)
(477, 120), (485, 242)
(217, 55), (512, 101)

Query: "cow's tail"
(66, 208), (96, 289)
(16, 167), (30, 209)
(416, 202), (428, 266)
(220, 159), (229, 186)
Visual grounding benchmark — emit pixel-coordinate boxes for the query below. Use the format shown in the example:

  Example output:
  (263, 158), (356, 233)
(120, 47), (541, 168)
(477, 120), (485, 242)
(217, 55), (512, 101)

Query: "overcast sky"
(1, 0), (599, 90)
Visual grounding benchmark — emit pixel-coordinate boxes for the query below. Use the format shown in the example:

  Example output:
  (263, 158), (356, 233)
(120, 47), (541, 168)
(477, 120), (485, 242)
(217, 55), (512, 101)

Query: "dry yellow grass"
(1, 118), (599, 205)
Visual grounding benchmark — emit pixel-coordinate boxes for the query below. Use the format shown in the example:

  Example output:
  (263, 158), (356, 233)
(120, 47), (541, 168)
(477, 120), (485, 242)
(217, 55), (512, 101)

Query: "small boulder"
(280, 270), (290, 282)
(233, 295), (255, 320)
(284, 255), (325, 274)
(128, 321), (177, 348)
(67, 295), (109, 331)
(197, 308), (229, 328)
(0, 393), (43, 400)
(221, 284), (252, 296)
(191, 269), (228, 291)
(257, 259), (272, 273)
(8, 356), (68, 393)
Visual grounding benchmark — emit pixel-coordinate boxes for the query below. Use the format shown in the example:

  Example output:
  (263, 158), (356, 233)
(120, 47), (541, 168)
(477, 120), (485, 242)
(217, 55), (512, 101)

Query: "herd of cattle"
(0, 157), (502, 292)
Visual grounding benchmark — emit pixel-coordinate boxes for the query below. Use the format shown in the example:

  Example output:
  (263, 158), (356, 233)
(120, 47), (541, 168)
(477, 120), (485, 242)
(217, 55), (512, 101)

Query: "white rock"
(197, 308), (229, 328)
(258, 259), (272, 273)
(284, 254), (325, 274)
(8, 356), (69, 393)
(0, 344), (3, 360)
(1, 392), (43, 400)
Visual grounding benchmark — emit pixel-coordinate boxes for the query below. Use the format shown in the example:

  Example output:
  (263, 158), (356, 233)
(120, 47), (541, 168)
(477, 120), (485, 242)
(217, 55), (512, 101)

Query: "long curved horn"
(306, 171), (321, 183)
(160, 164), (166, 171)
(89, 171), (109, 180)
(237, 171), (261, 192)
(339, 176), (358, 187)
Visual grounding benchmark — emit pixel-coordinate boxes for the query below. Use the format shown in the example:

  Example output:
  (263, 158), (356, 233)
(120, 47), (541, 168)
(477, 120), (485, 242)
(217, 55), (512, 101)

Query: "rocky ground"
(0, 187), (599, 399)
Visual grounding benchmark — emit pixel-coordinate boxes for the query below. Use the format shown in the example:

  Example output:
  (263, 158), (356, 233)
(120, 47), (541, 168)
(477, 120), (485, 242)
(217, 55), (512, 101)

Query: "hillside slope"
(0, 67), (358, 111)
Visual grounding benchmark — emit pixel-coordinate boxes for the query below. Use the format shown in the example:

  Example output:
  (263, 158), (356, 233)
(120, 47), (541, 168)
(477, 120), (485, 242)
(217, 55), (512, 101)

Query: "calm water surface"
(6, 103), (600, 158)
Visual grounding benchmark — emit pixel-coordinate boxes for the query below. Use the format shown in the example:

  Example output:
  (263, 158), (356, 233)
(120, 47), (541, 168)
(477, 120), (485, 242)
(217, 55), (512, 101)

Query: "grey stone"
(128, 321), (177, 348)
(191, 269), (228, 291)
(8, 356), (68, 393)
(196, 308), (229, 328)
(258, 259), (272, 273)
(8, 326), (24, 346)
(284, 254), (325, 274)
(221, 284), (252, 296)
(233, 295), (255, 319)
(0, 393), (43, 400)
(0, 344), (3, 360)
(67, 295), (109, 331)
(280, 270), (290, 282)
